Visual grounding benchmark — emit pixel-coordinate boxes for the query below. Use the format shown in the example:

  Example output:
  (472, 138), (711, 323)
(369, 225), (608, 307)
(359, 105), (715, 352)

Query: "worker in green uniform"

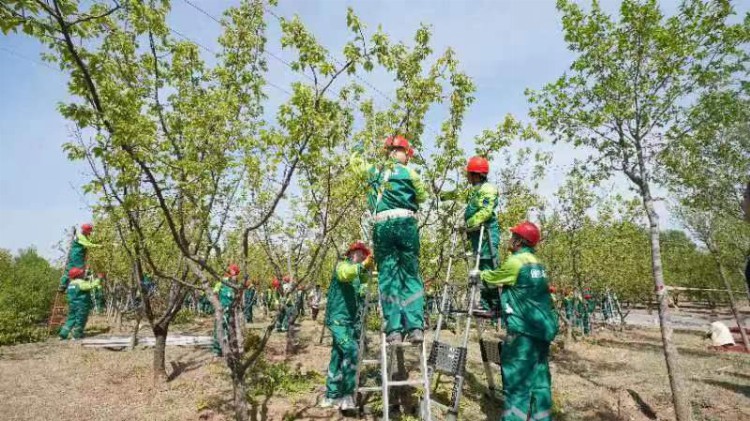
(243, 278), (256, 323)
(212, 264), (238, 357)
(59, 267), (102, 340)
(474, 221), (558, 421)
(562, 289), (576, 330)
(351, 135), (428, 344)
(92, 272), (106, 314)
(320, 241), (374, 410)
(274, 278), (294, 332)
(59, 223), (100, 291)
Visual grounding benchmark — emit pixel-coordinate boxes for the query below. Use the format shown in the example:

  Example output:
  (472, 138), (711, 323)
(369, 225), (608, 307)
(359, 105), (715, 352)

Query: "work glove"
(363, 255), (375, 271)
(468, 269), (481, 286)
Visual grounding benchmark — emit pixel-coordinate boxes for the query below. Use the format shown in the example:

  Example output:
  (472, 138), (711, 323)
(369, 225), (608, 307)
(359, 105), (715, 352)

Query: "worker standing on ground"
(320, 241), (374, 410)
(310, 284), (323, 321)
(243, 278), (256, 323)
(351, 135), (428, 344)
(211, 264), (238, 357)
(59, 223), (100, 291)
(59, 268), (101, 340)
(92, 272), (106, 314)
(474, 221), (558, 421)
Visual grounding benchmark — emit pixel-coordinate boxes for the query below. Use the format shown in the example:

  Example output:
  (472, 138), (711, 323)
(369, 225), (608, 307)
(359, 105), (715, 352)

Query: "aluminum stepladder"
(427, 224), (504, 420)
(354, 269), (433, 421)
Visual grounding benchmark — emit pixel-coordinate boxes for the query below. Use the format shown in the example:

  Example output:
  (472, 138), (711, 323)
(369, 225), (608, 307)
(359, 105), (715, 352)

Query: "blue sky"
(1, 0), (744, 260)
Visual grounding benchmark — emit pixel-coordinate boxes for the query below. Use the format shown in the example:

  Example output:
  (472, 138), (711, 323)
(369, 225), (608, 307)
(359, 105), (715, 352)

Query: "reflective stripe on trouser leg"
(59, 299), (76, 339)
(374, 219), (404, 334)
(501, 334), (552, 421)
(325, 324), (358, 399)
(397, 217), (424, 331)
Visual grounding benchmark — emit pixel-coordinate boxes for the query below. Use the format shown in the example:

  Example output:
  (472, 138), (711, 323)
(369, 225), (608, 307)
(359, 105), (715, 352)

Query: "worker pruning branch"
(472, 221), (558, 421)
(351, 135), (428, 345)
(59, 223), (100, 291)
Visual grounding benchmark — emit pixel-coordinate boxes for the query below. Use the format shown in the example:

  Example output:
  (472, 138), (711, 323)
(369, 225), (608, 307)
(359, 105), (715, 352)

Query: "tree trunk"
(129, 312), (142, 350)
(153, 324), (169, 381)
(231, 370), (249, 421)
(712, 255), (750, 352)
(643, 195), (692, 421)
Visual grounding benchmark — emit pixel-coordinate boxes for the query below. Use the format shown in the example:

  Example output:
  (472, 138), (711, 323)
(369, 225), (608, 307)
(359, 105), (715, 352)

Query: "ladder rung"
(362, 359), (380, 365)
(388, 379), (425, 387)
(387, 341), (421, 348)
(357, 386), (382, 392)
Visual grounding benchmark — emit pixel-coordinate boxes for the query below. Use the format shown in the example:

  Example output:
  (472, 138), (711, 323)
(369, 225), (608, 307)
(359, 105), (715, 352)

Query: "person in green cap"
(211, 264), (239, 357)
(473, 221), (558, 421)
(320, 241), (373, 410)
(59, 267), (101, 340)
(351, 135), (428, 344)
(59, 223), (100, 291)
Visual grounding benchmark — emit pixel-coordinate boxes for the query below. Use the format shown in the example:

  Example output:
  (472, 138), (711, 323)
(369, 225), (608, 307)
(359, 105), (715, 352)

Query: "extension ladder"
(355, 270), (433, 421)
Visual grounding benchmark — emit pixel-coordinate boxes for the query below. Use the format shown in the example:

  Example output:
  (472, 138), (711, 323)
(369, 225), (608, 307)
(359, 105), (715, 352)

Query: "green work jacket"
(481, 247), (558, 342)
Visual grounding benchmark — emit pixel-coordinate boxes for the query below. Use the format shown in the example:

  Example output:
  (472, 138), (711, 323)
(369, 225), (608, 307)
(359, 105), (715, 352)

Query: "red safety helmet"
(509, 221), (541, 247)
(584, 294), (592, 300)
(346, 240), (372, 258)
(227, 264), (240, 276)
(282, 275), (291, 283)
(272, 278), (280, 289)
(81, 223), (93, 235)
(466, 156), (490, 175)
(384, 135), (414, 158)
(548, 285), (557, 294)
(69, 267), (85, 279)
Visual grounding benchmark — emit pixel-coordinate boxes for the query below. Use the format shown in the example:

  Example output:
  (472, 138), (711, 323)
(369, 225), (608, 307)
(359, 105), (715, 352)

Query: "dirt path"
(1, 315), (748, 420)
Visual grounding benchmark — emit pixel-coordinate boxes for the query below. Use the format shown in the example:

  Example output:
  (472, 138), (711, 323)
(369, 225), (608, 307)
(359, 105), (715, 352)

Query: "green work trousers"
(325, 323), (359, 399)
(479, 259), (501, 318)
(275, 304), (291, 332)
(501, 333), (552, 421)
(373, 217), (424, 335)
(59, 292), (92, 340)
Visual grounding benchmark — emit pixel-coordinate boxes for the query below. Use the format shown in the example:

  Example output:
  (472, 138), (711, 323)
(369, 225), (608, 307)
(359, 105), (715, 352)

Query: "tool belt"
(372, 208), (415, 223)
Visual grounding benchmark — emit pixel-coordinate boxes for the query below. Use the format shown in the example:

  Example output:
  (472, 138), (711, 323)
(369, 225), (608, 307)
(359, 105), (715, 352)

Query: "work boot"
(386, 331), (403, 345)
(339, 395), (355, 411)
(408, 329), (424, 344)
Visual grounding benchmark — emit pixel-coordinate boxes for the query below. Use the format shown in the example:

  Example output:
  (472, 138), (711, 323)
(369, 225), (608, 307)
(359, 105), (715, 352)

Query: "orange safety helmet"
(346, 240), (372, 258)
(384, 135), (414, 158)
(509, 221), (541, 247)
(81, 223), (93, 236)
(466, 156), (490, 175)
(271, 278), (280, 289)
(227, 264), (240, 276)
(69, 267), (85, 279)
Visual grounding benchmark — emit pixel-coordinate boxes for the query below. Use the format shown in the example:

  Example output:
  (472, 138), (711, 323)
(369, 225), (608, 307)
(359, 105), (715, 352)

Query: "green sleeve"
(76, 279), (101, 291)
(407, 167), (429, 204)
(466, 184), (498, 228)
(481, 254), (522, 286)
(336, 261), (362, 283)
(76, 233), (100, 248)
(213, 281), (222, 293)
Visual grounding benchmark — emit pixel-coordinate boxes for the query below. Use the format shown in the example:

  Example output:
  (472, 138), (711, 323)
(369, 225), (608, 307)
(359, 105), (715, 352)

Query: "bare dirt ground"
(1, 312), (748, 421)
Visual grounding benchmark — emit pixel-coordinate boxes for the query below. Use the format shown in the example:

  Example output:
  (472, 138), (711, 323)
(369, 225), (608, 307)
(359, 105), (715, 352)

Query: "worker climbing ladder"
(355, 269), (432, 421)
(428, 224), (503, 420)
(47, 226), (77, 335)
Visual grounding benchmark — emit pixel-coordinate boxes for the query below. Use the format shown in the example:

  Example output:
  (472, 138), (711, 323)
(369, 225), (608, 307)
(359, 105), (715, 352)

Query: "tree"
(526, 1), (749, 418)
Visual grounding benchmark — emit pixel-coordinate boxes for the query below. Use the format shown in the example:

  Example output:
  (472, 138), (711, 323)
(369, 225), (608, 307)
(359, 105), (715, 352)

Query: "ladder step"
(357, 386), (382, 392)
(387, 341), (421, 348)
(388, 379), (425, 387)
(362, 359), (380, 365)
